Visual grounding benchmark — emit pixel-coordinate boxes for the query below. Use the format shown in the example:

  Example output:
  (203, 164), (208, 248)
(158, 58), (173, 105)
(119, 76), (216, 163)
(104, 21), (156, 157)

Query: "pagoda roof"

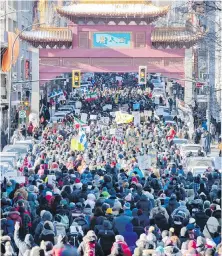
(56, 2), (169, 24)
(151, 27), (206, 48)
(19, 27), (72, 48)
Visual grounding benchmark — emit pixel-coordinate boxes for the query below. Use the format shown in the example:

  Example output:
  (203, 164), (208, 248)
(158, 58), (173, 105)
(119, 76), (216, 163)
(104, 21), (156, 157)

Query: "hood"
(87, 193), (96, 201)
(8, 211), (20, 220)
(169, 198), (178, 206)
(140, 194), (148, 201)
(24, 234), (35, 247)
(104, 175), (112, 183)
(125, 223), (133, 232)
(103, 220), (112, 230)
(42, 211), (53, 221)
(132, 208), (138, 217)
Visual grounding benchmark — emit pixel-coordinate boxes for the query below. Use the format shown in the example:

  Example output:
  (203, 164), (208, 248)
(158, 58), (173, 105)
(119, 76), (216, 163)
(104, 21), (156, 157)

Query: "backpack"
(54, 221), (66, 236)
(84, 241), (96, 256)
(55, 214), (69, 229)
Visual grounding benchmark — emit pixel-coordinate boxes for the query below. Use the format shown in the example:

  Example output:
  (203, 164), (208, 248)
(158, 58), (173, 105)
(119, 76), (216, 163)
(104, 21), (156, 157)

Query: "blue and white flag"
(79, 130), (87, 149)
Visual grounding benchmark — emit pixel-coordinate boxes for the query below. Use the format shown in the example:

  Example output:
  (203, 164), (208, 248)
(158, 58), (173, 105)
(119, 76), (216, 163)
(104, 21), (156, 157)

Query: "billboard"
(92, 32), (131, 48)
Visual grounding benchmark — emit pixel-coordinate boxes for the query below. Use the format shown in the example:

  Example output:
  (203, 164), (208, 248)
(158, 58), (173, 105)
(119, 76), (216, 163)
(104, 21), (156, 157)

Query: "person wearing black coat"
(97, 220), (115, 255)
(136, 194), (151, 216)
(194, 209), (209, 232)
(39, 221), (55, 245)
(132, 217), (144, 237)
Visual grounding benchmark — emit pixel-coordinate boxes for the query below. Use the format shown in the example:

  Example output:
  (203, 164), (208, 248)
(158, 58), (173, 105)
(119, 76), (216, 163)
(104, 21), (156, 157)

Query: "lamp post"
(7, 22), (45, 142)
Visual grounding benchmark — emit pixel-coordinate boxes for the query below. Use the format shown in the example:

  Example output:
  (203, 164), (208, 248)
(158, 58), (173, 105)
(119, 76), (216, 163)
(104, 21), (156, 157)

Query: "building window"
(135, 32), (146, 48)
(78, 32), (89, 48)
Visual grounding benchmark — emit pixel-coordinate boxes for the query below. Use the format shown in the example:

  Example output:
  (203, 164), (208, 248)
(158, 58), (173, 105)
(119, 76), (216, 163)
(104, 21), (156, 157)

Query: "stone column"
(184, 48), (194, 106)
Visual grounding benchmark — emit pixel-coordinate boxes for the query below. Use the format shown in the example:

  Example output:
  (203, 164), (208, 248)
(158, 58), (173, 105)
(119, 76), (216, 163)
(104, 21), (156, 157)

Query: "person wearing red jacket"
(110, 235), (132, 256)
(166, 126), (176, 141)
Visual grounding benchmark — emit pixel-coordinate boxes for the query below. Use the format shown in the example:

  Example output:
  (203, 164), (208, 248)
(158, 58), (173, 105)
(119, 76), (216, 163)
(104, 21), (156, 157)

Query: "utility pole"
(206, 47), (211, 131)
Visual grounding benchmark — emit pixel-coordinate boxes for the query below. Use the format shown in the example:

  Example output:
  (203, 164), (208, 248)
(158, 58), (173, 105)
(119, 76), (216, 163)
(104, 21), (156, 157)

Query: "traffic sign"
(19, 110), (26, 118)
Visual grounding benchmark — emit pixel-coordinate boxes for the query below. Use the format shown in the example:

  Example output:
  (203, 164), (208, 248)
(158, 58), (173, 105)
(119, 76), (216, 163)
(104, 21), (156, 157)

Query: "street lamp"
(7, 22), (45, 142)
(0, 10), (29, 19)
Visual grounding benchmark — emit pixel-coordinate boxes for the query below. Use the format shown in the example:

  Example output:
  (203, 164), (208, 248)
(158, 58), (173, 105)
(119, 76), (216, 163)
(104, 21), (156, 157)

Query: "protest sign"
(100, 117), (110, 126)
(75, 109), (80, 115)
(115, 128), (123, 140)
(155, 107), (164, 116)
(48, 175), (56, 185)
(120, 104), (128, 112)
(75, 101), (82, 109)
(110, 128), (116, 135)
(102, 104), (112, 111)
(90, 115), (97, 120)
(132, 111), (140, 126)
(83, 126), (90, 133)
(110, 112), (116, 117)
(81, 113), (88, 123)
(137, 154), (150, 170)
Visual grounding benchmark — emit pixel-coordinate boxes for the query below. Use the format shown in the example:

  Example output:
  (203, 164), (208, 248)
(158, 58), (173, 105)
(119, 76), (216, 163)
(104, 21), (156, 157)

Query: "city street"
(0, 1), (221, 256)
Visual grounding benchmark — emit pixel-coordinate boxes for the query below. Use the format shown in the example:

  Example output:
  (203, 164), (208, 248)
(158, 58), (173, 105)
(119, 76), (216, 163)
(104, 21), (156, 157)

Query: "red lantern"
(75, 124), (80, 129)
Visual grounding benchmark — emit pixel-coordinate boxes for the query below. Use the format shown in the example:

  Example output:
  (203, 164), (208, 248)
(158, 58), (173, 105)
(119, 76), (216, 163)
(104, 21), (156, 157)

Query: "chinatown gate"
(20, 0), (205, 99)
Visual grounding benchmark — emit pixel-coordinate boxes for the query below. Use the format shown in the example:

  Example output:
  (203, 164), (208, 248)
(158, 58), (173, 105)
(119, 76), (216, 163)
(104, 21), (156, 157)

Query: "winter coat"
(113, 214), (133, 234)
(105, 196), (119, 208)
(136, 194), (152, 216)
(39, 222), (55, 245)
(77, 235), (104, 256)
(203, 217), (220, 239)
(120, 223), (138, 250)
(14, 229), (36, 256)
(6, 211), (22, 226)
(111, 241), (132, 256)
(84, 194), (96, 209)
(194, 211), (209, 231)
(166, 198), (180, 216)
(97, 223), (115, 255)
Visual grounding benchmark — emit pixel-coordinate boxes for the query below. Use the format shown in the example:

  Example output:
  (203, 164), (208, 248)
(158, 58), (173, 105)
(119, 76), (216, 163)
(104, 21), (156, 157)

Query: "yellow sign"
(115, 111), (133, 124)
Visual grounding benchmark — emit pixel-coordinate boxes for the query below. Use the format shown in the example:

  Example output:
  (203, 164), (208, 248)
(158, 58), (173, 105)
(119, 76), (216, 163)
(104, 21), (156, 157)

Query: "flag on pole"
(79, 130), (87, 150)
(74, 117), (87, 127)
(115, 111), (133, 124)
(85, 92), (98, 102)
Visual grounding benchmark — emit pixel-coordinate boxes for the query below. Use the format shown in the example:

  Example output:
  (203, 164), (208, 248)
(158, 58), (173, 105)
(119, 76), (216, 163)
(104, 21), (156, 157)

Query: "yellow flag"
(71, 138), (85, 151)
(115, 111), (133, 124)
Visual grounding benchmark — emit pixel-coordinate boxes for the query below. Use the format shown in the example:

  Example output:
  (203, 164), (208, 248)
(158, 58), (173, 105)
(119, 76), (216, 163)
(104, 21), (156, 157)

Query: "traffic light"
(72, 70), (81, 88)
(138, 66), (147, 84)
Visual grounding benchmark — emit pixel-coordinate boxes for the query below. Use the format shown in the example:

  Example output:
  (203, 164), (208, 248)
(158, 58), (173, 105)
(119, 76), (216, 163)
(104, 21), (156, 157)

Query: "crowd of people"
(1, 81), (221, 256)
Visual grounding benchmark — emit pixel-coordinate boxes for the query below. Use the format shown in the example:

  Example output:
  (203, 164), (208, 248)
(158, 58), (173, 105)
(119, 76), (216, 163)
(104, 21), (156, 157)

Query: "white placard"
(83, 126), (90, 133)
(110, 112), (116, 117)
(137, 154), (150, 170)
(110, 128), (116, 135)
(75, 109), (80, 115)
(116, 76), (123, 81)
(0, 167), (17, 179)
(81, 113), (88, 123)
(156, 108), (164, 116)
(132, 111), (140, 126)
(115, 128), (123, 140)
(154, 97), (160, 105)
(47, 175), (56, 185)
(100, 117), (109, 126)
(75, 101), (82, 109)
(102, 104), (112, 111)
(90, 115), (97, 120)
(120, 104), (128, 113)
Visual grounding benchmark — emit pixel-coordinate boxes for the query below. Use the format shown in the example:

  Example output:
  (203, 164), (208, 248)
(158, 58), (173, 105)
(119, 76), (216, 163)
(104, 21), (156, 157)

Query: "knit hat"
(115, 235), (124, 242)
(106, 208), (113, 215)
(124, 202), (131, 210)
(125, 193), (132, 202)
(60, 199), (68, 206)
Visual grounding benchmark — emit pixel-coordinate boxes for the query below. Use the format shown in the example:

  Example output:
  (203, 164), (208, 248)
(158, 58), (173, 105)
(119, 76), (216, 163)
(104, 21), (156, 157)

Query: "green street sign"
(19, 110), (26, 119)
